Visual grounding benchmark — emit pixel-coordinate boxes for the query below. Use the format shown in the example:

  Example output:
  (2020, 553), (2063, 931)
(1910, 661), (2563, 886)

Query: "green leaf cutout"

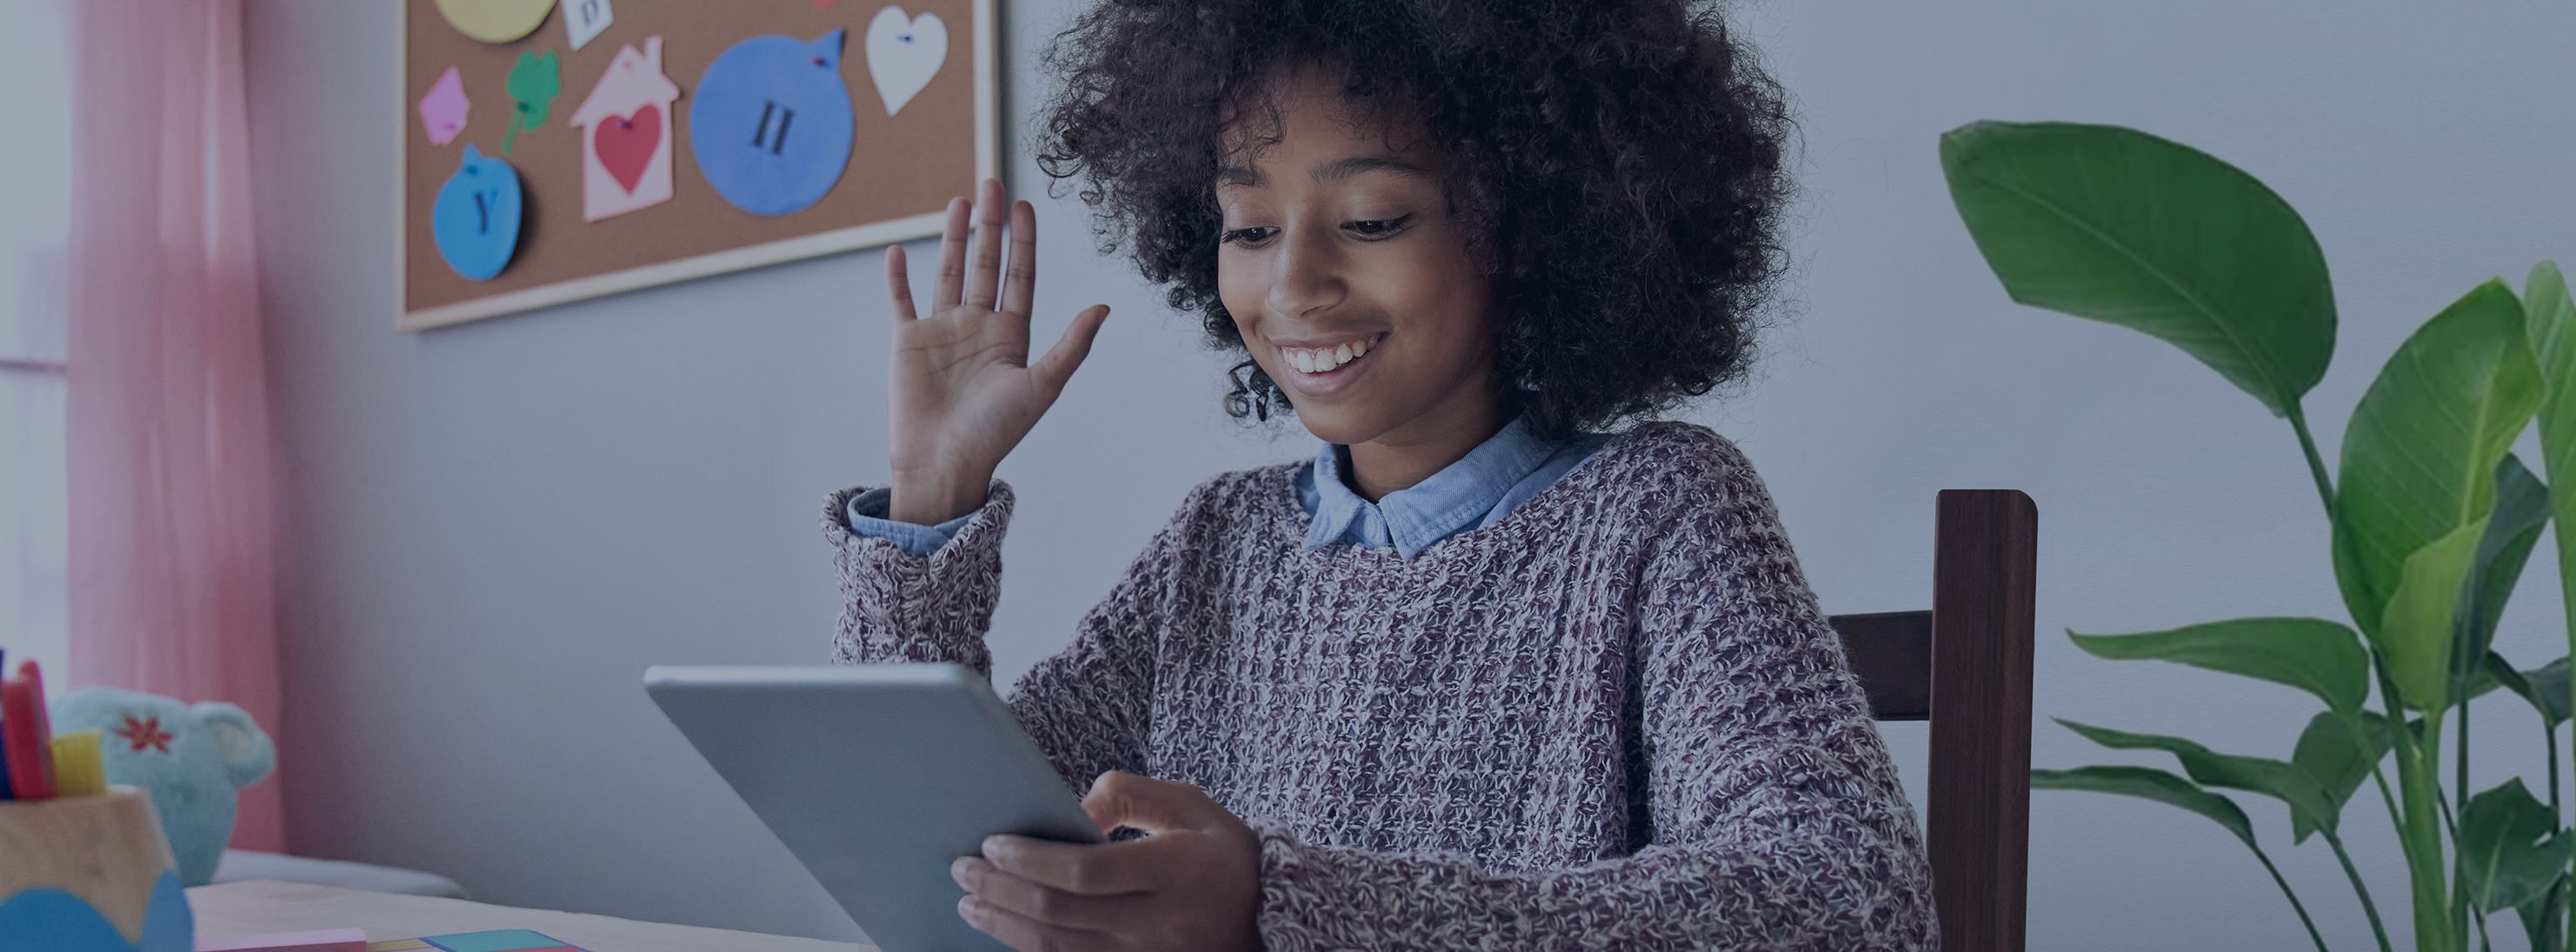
(1939, 121), (2335, 417)
(503, 50), (562, 155)
(2056, 718), (2341, 835)
(2380, 518), (2488, 710)
(2069, 617), (2368, 714)
(2333, 278), (2539, 636)
(2460, 776), (2569, 913)
(2526, 262), (2576, 733)
(2032, 765), (2256, 849)
(2288, 711), (2390, 844)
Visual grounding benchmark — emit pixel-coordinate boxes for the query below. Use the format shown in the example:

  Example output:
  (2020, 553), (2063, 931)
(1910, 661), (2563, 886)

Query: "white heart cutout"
(864, 6), (948, 117)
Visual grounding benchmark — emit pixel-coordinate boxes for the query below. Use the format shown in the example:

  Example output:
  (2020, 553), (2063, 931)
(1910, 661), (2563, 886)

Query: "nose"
(1264, 224), (1345, 319)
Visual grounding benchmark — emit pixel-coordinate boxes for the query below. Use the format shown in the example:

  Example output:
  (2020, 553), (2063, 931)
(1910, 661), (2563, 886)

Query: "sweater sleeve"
(826, 480), (1017, 673)
(1248, 453), (1937, 950)
(825, 479), (1170, 790)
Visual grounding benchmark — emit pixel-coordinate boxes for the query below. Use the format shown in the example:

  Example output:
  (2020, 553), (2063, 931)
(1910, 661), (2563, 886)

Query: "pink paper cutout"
(565, 36), (681, 221)
(419, 67), (471, 145)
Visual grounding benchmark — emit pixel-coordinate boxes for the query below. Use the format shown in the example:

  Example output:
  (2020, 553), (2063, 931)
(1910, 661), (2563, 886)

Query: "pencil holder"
(0, 785), (195, 952)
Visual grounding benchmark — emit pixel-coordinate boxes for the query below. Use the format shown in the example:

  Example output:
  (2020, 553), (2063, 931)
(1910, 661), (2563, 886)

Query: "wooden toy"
(0, 785), (195, 951)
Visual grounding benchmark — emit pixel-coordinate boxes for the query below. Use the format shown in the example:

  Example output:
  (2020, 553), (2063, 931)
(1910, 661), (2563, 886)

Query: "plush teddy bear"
(48, 688), (275, 887)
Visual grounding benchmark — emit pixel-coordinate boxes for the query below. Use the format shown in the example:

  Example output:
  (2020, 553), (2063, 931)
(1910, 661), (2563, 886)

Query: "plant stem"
(2460, 690), (2474, 950)
(2326, 828), (2398, 952)
(2384, 663), (2459, 952)
(2290, 405), (2338, 517)
(2550, 722), (2562, 819)
(2253, 842), (2337, 952)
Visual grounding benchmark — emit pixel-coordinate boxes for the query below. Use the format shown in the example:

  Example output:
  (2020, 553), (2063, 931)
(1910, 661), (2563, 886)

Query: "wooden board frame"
(396, 0), (998, 331)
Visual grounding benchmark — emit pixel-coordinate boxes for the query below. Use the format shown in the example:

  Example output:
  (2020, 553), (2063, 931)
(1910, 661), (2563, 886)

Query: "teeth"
(1281, 336), (1376, 374)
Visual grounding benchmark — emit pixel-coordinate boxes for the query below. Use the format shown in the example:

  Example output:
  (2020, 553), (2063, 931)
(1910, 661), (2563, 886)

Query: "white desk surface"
(188, 880), (874, 952)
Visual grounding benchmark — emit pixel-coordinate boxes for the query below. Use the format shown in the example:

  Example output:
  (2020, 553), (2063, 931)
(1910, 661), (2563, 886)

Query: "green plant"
(1941, 120), (2576, 952)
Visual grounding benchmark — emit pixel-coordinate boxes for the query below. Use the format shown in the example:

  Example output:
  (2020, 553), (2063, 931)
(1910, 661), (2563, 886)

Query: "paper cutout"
(689, 30), (855, 216)
(418, 68), (471, 145)
(815, 0), (841, 8)
(502, 50), (561, 154)
(568, 36), (681, 221)
(596, 107), (660, 191)
(432, 0), (554, 43)
(559, 0), (613, 51)
(863, 7), (946, 117)
(431, 144), (524, 281)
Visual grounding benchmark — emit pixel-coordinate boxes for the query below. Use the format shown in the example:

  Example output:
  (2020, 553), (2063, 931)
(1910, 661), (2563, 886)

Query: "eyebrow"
(1215, 155), (1437, 189)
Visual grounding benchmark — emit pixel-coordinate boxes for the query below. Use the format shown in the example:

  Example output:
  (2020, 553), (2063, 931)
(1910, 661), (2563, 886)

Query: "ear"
(192, 702), (276, 789)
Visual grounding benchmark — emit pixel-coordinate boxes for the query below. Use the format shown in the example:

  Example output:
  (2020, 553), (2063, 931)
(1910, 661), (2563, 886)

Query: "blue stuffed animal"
(48, 688), (275, 887)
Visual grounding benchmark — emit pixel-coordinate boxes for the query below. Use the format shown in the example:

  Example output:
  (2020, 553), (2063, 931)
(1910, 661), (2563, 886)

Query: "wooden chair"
(1828, 489), (2037, 952)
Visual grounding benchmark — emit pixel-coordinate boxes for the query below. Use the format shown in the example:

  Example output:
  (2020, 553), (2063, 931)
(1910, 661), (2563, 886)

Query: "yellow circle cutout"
(434, 0), (555, 43)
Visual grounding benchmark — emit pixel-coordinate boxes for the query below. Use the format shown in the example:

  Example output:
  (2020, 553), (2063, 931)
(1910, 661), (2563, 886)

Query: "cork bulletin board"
(398, 0), (995, 330)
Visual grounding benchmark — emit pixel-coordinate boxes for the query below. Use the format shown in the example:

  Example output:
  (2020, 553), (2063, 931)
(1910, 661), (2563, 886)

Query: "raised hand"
(951, 771), (1264, 952)
(887, 178), (1111, 524)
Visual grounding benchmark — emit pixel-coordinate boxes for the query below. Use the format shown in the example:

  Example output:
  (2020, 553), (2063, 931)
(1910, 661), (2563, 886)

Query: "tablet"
(644, 663), (1103, 952)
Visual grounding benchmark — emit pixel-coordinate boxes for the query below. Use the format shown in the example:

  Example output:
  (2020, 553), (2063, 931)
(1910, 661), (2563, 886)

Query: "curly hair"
(1037, 0), (1792, 439)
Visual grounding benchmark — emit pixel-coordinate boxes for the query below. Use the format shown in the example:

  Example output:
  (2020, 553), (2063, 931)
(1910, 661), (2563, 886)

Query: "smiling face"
(1215, 68), (1507, 496)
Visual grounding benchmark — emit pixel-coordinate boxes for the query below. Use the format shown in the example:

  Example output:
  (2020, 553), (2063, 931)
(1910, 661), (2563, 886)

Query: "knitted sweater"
(825, 423), (1936, 949)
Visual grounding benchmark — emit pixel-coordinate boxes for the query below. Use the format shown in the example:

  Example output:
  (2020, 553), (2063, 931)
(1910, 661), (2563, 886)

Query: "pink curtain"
(66, 0), (283, 852)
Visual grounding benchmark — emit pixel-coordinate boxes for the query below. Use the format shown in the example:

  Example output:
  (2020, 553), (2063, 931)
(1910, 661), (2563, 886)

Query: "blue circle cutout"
(689, 30), (855, 216)
(430, 143), (524, 281)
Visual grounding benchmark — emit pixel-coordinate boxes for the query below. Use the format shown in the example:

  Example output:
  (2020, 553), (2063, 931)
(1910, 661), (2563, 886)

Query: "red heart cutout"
(594, 103), (662, 194)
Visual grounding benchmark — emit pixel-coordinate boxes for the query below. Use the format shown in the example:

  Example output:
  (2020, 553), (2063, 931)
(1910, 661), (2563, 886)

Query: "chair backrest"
(1827, 489), (2037, 952)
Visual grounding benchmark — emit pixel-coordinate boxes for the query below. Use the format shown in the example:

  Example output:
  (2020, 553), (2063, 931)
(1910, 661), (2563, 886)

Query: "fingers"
(1030, 305), (1111, 396)
(934, 196), (970, 312)
(965, 178), (1007, 310)
(1001, 200), (1037, 316)
(958, 893), (1111, 952)
(1081, 770), (1217, 835)
(980, 832), (1159, 896)
(952, 856), (1145, 932)
(886, 244), (918, 323)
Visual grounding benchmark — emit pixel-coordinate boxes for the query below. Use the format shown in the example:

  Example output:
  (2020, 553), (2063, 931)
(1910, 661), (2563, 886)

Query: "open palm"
(887, 178), (1110, 525)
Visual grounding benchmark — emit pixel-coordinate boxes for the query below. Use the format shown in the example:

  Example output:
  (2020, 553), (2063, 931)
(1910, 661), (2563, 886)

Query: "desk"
(188, 881), (874, 952)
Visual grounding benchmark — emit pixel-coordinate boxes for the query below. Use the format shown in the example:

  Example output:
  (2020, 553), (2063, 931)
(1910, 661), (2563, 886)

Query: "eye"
(1219, 226), (1277, 248)
(1342, 214), (1414, 240)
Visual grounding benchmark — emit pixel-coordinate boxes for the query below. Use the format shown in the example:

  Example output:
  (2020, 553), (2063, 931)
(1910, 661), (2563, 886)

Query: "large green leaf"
(2513, 877), (2563, 952)
(2032, 765), (2256, 849)
(2333, 279), (2540, 636)
(2056, 718), (2340, 834)
(2459, 456), (2552, 673)
(2478, 652), (2573, 727)
(2460, 777), (2569, 913)
(2380, 518), (2488, 710)
(2288, 711), (2391, 844)
(2069, 617), (2368, 714)
(1940, 122), (2336, 417)
(2526, 262), (2576, 735)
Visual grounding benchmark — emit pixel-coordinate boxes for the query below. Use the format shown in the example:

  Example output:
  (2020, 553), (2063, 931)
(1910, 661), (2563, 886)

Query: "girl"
(829, 0), (1934, 948)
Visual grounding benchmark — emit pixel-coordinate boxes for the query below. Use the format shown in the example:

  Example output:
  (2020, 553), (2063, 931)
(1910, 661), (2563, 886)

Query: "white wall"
(246, 1), (2576, 949)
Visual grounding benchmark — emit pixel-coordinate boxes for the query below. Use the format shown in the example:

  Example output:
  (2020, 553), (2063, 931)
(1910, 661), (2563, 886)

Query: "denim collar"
(1299, 416), (1565, 559)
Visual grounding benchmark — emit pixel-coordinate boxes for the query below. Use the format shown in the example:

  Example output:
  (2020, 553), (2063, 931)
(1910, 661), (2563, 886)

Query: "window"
(0, 0), (73, 679)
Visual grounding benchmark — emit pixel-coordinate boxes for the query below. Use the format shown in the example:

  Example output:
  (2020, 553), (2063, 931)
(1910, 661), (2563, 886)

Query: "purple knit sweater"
(826, 423), (1935, 949)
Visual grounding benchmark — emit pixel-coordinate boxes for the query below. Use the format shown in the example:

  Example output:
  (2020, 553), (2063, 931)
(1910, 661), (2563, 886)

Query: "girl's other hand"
(888, 177), (1111, 525)
(951, 771), (1263, 952)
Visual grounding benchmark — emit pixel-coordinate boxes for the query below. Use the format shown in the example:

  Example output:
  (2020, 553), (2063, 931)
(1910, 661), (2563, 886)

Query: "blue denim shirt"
(846, 416), (1607, 559)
